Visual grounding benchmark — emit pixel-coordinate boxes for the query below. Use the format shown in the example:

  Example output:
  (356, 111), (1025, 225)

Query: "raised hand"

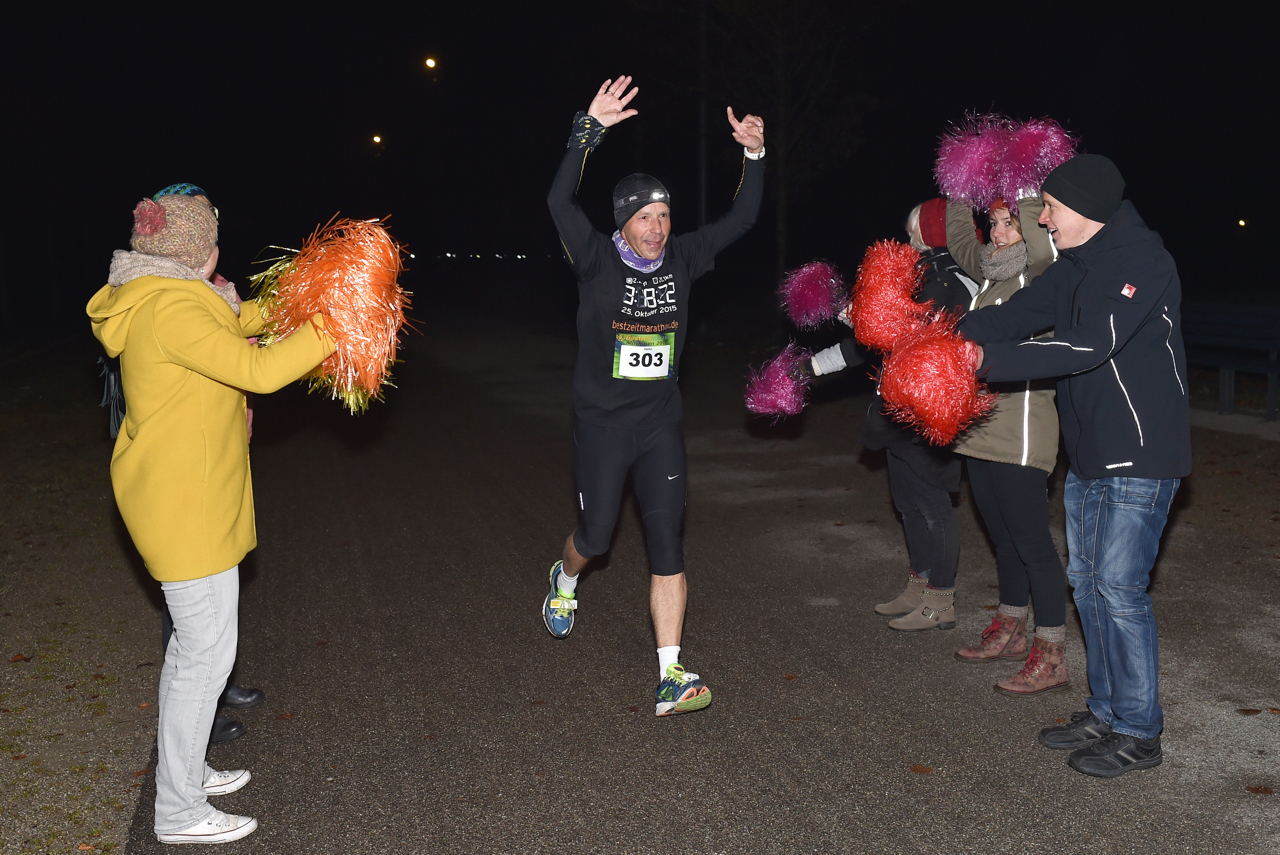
(587, 76), (639, 128)
(727, 108), (765, 153)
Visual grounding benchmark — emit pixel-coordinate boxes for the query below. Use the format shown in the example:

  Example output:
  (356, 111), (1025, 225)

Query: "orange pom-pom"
(845, 240), (928, 353)
(878, 314), (994, 445)
(257, 217), (410, 413)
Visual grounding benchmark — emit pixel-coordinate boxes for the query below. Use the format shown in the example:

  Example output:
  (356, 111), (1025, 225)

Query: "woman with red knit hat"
(828, 199), (978, 623)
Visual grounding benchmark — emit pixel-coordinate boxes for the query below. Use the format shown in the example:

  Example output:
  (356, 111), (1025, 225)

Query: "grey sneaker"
(1038, 710), (1112, 750)
(1067, 732), (1162, 778)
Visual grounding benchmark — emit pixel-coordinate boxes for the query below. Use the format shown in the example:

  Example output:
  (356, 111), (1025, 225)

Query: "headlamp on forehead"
(612, 173), (671, 228)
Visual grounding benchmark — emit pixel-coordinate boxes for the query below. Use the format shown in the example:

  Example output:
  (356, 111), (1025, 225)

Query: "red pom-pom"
(132, 199), (167, 236)
(845, 240), (927, 353)
(878, 314), (994, 445)
(779, 260), (845, 329)
(745, 341), (813, 420)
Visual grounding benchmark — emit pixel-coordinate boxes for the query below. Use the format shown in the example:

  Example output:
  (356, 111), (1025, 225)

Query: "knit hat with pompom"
(129, 194), (218, 271)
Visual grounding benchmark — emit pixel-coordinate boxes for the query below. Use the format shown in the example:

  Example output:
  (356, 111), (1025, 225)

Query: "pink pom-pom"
(845, 240), (927, 353)
(132, 199), (167, 236)
(779, 260), (846, 329)
(745, 341), (813, 420)
(1000, 118), (1076, 209)
(878, 314), (995, 445)
(934, 115), (1013, 210)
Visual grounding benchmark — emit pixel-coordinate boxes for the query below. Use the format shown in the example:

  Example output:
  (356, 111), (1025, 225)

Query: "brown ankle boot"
(873, 574), (928, 616)
(888, 586), (956, 632)
(994, 636), (1070, 696)
(954, 613), (1027, 662)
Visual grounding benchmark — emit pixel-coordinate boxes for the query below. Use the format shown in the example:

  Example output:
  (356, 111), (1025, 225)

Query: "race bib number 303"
(613, 331), (675, 380)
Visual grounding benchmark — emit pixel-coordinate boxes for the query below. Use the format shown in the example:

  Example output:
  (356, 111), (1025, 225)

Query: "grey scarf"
(107, 250), (240, 316)
(978, 240), (1029, 283)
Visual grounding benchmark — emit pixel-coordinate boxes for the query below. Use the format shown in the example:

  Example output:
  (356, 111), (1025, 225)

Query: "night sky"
(1, 3), (1268, 353)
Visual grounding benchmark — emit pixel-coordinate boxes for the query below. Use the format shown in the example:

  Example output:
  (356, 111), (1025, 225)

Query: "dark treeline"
(1, 3), (1269, 358)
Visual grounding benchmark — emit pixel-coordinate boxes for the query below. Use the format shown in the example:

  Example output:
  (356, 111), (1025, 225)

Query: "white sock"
(556, 566), (579, 596)
(657, 645), (680, 678)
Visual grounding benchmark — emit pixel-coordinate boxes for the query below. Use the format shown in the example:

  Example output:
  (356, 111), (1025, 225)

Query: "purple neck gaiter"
(612, 230), (665, 273)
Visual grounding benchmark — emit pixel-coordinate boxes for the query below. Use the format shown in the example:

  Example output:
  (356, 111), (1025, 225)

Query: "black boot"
(209, 715), (245, 745)
(220, 684), (266, 710)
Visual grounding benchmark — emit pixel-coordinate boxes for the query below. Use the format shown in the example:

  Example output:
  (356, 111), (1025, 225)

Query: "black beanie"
(612, 174), (670, 228)
(1040, 154), (1125, 224)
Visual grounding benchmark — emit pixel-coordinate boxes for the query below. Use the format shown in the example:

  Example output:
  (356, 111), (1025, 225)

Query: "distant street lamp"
(373, 135), (382, 144)
(425, 58), (437, 68)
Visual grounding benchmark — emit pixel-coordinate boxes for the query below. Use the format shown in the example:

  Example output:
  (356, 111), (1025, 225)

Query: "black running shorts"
(571, 416), (686, 576)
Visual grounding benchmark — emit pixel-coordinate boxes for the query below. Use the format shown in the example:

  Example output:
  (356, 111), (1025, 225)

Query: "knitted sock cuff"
(997, 604), (1029, 620)
(1035, 625), (1067, 643)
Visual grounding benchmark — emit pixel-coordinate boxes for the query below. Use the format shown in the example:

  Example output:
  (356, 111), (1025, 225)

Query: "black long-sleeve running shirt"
(548, 141), (764, 429)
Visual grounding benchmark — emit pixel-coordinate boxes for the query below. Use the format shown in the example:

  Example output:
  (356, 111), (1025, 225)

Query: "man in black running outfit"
(541, 75), (765, 716)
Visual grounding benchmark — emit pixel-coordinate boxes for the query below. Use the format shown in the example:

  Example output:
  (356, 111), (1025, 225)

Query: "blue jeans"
(1064, 473), (1178, 740)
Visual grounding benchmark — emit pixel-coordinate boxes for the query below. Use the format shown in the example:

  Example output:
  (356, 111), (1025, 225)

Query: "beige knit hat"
(130, 194), (218, 271)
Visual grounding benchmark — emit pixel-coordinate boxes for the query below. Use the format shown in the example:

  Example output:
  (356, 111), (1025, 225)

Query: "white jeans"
(155, 566), (239, 833)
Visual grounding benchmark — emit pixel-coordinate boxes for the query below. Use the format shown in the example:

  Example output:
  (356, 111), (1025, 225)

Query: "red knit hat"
(918, 198), (947, 249)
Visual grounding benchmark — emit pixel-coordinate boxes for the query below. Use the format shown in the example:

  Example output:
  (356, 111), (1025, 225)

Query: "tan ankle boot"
(994, 636), (1070, 696)
(888, 586), (956, 631)
(955, 613), (1027, 662)
(874, 574), (928, 616)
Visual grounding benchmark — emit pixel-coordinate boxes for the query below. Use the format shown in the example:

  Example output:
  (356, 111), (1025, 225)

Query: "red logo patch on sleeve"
(1121, 284), (1137, 298)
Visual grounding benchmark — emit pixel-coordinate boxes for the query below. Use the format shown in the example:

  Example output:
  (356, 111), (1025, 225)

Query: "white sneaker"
(156, 809), (258, 845)
(203, 769), (251, 796)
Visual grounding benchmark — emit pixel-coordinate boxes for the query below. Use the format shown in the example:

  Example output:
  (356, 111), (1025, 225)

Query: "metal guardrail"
(1181, 302), (1280, 421)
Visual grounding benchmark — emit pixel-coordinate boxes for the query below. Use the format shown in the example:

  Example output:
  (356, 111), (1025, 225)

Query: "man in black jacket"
(960, 154), (1191, 778)
(540, 76), (764, 716)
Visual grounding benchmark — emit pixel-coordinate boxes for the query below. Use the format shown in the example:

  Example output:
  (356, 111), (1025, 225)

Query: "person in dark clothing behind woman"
(960, 154), (1191, 778)
(539, 76), (764, 716)
(836, 199), (978, 628)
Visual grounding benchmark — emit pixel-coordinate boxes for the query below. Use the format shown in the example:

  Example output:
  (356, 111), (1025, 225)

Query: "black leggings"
(887, 450), (959, 588)
(965, 457), (1066, 627)
(572, 416), (686, 576)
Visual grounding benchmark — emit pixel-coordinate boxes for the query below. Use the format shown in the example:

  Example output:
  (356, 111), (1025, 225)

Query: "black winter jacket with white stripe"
(958, 201), (1192, 481)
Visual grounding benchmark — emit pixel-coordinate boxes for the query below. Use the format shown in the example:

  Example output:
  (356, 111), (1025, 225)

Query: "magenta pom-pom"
(132, 199), (167, 236)
(934, 115), (1013, 210)
(780, 260), (846, 329)
(1000, 119), (1076, 209)
(878, 314), (995, 445)
(745, 341), (813, 420)
(845, 240), (927, 353)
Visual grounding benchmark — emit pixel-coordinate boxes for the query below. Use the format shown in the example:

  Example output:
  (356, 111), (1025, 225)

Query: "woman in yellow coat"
(87, 191), (334, 845)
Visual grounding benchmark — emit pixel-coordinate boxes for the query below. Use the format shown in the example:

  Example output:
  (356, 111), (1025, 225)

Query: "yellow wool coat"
(87, 275), (335, 582)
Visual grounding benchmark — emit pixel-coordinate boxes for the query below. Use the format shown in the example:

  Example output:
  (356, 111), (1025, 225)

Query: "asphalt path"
(18, 313), (1277, 854)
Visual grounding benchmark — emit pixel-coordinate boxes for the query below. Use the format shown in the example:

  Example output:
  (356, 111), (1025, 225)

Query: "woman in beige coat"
(944, 196), (1070, 695)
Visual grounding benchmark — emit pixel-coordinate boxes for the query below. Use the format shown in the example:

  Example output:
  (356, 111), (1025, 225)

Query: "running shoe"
(655, 664), (712, 716)
(1067, 732), (1163, 778)
(541, 560), (577, 638)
